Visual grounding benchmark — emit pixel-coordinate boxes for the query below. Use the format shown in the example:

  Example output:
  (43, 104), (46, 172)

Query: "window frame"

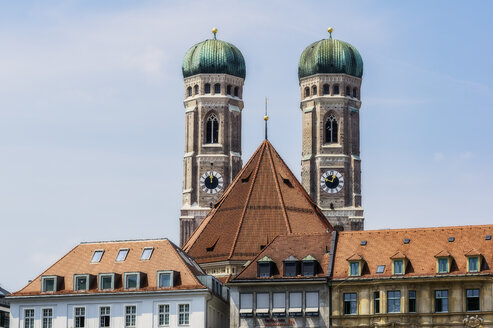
(124, 272), (141, 289)
(214, 83), (221, 94)
(157, 271), (174, 288)
(239, 293), (254, 317)
(257, 262), (272, 278)
(74, 274), (90, 291)
(125, 305), (137, 328)
(323, 84), (330, 95)
(204, 83), (211, 94)
(116, 248), (129, 262)
(24, 308), (35, 328)
(305, 291), (319, 316)
(393, 259), (404, 275)
(467, 256), (480, 272)
(434, 290), (449, 313)
(178, 303), (190, 326)
(408, 290), (417, 313)
(387, 290), (401, 313)
(272, 292), (286, 316)
(99, 273), (115, 291)
(74, 306), (86, 328)
(343, 292), (358, 315)
(466, 289), (480, 312)
(437, 257), (449, 273)
(288, 291), (303, 316)
(99, 305), (111, 328)
(158, 304), (170, 326)
(283, 261), (298, 277)
(349, 261), (360, 277)
(302, 260), (316, 277)
(325, 114), (339, 144)
(140, 247), (153, 260)
(373, 291), (380, 314)
(205, 112), (219, 144)
(91, 249), (104, 263)
(41, 276), (57, 293)
(256, 292), (270, 316)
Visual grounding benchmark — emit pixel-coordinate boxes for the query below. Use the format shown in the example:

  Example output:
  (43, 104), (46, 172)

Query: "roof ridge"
(265, 141), (292, 233)
(80, 238), (169, 244)
(339, 224), (493, 235)
(228, 141), (267, 259)
(166, 239), (205, 288)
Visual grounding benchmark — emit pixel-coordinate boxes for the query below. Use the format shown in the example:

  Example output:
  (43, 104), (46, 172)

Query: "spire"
(328, 27), (333, 39)
(212, 27), (218, 40)
(264, 97), (269, 140)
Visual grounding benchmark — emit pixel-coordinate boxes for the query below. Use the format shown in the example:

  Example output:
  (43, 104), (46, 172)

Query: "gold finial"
(264, 115), (269, 121)
(212, 27), (218, 39)
(328, 27), (333, 39)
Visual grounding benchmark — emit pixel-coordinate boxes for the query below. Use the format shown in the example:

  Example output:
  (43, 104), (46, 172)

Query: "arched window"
(194, 85), (199, 95)
(333, 85), (340, 95)
(204, 83), (211, 94)
(227, 85), (232, 95)
(323, 84), (330, 95)
(304, 87), (310, 98)
(353, 88), (358, 98)
(187, 87), (192, 97)
(234, 87), (239, 97)
(214, 83), (221, 94)
(206, 113), (219, 144)
(345, 86), (350, 97)
(312, 85), (317, 96)
(325, 114), (338, 143)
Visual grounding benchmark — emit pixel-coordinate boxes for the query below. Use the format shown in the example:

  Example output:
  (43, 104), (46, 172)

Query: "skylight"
(116, 249), (129, 262)
(141, 247), (153, 260)
(376, 265), (385, 273)
(361, 240), (367, 246)
(403, 238), (410, 244)
(486, 235), (491, 241)
(91, 250), (104, 263)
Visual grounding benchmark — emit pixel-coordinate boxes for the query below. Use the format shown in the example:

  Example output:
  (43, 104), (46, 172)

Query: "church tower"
(179, 29), (245, 246)
(298, 28), (364, 231)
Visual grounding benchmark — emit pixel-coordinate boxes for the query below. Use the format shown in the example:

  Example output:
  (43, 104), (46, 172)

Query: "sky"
(1, 0), (493, 292)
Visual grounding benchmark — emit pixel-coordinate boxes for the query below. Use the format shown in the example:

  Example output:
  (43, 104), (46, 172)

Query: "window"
(343, 293), (357, 315)
(393, 260), (404, 275)
(345, 86), (350, 96)
(193, 85), (199, 95)
(24, 309), (34, 328)
(387, 290), (401, 313)
(323, 84), (330, 95)
(466, 289), (480, 311)
(438, 258), (449, 273)
(74, 274), (89, 291)
(333, 85), (340, 95)
(258, 262), (271, 278)
(240, 293), (253, 316)
(435, 290), (448, 312)
(289, 292), (302, 316)
(234, 86), (239, 97)
(408, 290), (416, 313)
(226, 85), (232, 95)
(214, 83), (221, 94)
(116, 249), (129, 262)
(204, 83), (211, 94)
(91, 250), (104, 263)
(312, 85), (317, 96)
(42, 276), (56, 292)
(272, 292), (286, 316)
(349, 261), (359, 276)
(373, 291), (380, 314)
(325, 115), (338, 144)
(468, 257), (479, 272)
(187, 87), (192, 97)
(205, 113), (219, 144)
(302, 260), (316, 277)
(100, 306), (110, 327)
(125, 305), (136, 327)
(256, 293), (269, 316)
(353, 87), (358, 98)
(159, 304), (170, 326)
(141, 247), (153, 260)
(305, 292), (319, 315)
(124, 273), (140, 289)
(304, 87), (310, 98)
(158, 271), (173, 288)
(178, 304), (190, 325)
(74, 307), (85, 328)
(284, 261), (298, 277)
(376, 265), (385, 274)
(99, 273), (114, 290)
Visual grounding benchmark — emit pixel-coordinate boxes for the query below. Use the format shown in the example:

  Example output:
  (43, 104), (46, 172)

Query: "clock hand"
(210, 173), (213, 183)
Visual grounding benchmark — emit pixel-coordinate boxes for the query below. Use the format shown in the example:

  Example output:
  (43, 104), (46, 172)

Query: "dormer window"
(157, 271), (174, 288)
(349, 262), (360, 277)
(74, 274), (90, 291)
(257, 256), (273, 278)
(124, 272), (141, 289)
(438, 258), (449, 273)
(116, 249), (129, 262)
(99, 273), (115, 290)
(41, 276), (58, 292)
(283, 255), (299, 277)
(468, 256), (479, 272)
(302, 255), (317, 277)
(393, 260), (404, 275)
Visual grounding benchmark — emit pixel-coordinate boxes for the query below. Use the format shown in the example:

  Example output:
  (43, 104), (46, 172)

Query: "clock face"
(320, 170), (344, 194)
(200, 171), (224, 194)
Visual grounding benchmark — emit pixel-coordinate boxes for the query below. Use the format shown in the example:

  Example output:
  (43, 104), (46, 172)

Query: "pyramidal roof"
(183, 140), (332, 263)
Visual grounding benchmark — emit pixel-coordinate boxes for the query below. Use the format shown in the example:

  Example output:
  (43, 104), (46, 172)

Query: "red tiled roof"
(11, 239), (206, 296)
(183, 140), (332, 264)
(332, 225), (493, 279)
(231, 232), (333, 281)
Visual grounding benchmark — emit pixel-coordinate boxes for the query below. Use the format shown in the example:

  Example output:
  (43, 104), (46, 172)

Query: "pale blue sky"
(1, 1), (492, 292)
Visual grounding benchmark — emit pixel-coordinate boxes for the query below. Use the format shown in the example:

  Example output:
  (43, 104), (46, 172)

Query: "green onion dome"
(298, 29), (363, 80)
(182, 28), (246, 79)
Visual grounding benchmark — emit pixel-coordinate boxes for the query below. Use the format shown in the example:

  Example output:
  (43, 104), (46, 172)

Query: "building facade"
(0, 286), (9, 328)
(298, 30), (365, 232)
(7, 239), (229, 328)
(180, 29), (245, 246)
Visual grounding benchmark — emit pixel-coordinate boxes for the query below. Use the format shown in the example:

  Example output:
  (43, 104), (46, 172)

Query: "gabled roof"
(10, 239), (207, 297)
(231, 232), (333, 281)
(332, 225), (493, 279)
(183, 140), (332, 263)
